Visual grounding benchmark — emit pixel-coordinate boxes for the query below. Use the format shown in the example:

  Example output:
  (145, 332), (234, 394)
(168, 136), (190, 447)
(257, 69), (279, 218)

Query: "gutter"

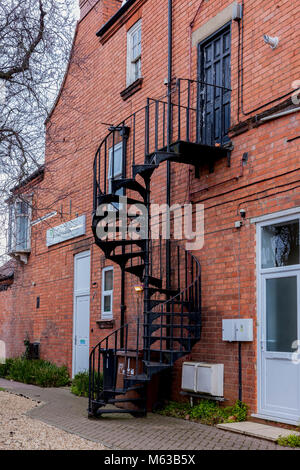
(260, 107), (300, 123)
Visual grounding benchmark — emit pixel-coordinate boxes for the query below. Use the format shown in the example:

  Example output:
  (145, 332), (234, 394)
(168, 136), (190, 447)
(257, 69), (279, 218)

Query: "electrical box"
(232, 3), (243, 21)
(182, 362), (224, 397)
(222, 319), (253, 342)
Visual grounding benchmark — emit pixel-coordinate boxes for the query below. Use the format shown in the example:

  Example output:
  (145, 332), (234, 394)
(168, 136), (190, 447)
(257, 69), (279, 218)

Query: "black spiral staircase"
(89, 78), (231, 417)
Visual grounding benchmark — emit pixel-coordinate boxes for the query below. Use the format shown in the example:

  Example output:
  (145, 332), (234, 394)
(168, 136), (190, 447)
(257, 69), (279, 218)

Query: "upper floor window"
(8, 198), (31, 256)
(127, 20), (141, 86)
(108, 141), (123, 190)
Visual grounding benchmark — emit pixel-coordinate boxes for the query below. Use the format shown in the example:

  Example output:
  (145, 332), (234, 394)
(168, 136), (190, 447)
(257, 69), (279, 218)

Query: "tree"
(0, 0), (79, 260)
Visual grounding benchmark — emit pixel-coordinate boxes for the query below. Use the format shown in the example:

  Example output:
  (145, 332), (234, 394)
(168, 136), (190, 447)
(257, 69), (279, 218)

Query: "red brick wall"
(0, 0), (299, 417)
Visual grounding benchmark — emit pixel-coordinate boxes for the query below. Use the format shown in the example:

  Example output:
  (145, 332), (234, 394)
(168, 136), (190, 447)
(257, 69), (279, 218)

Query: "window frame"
(126, 19), (142, 87)
(258, 213), (300, 276)
(8, 197), (32, 254)
(101, 266), (114, 319)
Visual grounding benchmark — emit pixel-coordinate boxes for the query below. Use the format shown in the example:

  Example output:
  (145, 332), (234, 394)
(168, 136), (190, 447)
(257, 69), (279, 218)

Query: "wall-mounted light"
(263, 34), (279, 50)
(134, 285), (144, 293)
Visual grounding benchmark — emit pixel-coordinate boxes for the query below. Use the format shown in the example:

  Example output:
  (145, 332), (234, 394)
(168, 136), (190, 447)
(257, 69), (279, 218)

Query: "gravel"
(0, 391), (106, 450)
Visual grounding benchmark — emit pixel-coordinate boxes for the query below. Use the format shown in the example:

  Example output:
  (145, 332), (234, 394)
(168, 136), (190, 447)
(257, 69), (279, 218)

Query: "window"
(127, 20), (142, 86)
(101, 267), (114, 319)
(261, 219), (299, 269)
(108, 142), (124, 210)
(8, 198), (31, 254)
(108, 142), (123, 191)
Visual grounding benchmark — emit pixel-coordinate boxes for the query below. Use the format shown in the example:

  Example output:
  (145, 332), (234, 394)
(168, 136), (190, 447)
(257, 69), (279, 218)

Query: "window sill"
(120, 78), (143, 101)
(96, 319), (115, 329)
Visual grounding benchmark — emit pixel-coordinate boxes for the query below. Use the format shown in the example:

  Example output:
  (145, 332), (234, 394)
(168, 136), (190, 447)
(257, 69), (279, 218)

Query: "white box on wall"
(222, 319), (253, 342)
(182, 362), (224, 397)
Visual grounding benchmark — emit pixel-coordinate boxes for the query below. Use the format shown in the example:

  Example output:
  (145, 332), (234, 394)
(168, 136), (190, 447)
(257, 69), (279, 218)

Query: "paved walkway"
(0, 378), (289, 450)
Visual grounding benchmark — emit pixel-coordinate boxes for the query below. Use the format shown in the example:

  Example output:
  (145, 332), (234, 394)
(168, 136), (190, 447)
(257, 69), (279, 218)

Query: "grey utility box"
(222, 319), (253, 342)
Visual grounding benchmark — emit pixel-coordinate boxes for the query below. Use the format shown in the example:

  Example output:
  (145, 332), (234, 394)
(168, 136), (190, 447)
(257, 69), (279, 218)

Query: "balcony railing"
(93, 78), (231, 211)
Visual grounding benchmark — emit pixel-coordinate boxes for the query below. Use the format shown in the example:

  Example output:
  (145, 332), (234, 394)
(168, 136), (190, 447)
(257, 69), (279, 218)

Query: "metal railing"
(93, 78), (231, 211)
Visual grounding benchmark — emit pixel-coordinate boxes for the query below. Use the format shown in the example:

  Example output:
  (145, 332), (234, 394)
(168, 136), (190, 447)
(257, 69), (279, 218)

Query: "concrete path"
(0, 378), (290, 450)
(217, 421), (300, 442)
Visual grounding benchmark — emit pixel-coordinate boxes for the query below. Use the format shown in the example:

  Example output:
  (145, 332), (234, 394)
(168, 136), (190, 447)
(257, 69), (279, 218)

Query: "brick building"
(0, 0), (300, 425)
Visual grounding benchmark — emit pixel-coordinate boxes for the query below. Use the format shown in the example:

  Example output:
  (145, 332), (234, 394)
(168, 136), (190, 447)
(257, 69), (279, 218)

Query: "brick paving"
(0, 378), (290, 450)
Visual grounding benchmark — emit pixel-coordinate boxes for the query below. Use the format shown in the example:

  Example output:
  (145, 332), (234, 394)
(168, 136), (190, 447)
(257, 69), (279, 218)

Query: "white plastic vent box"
(181, 362), (224, 397)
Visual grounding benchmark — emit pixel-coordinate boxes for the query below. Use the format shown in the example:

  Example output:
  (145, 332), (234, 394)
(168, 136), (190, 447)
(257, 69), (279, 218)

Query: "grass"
(278, 433), (300, 448)
(71, 371), (103, 397)
(0, 387), (5, 391)
(157, 399), (248, 426)
(0, 357), (70, 387)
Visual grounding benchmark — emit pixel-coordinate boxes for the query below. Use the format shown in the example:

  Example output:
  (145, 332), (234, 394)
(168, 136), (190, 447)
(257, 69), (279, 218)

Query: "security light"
(263, 35), (279, 50)
(134, 285), (144, 293)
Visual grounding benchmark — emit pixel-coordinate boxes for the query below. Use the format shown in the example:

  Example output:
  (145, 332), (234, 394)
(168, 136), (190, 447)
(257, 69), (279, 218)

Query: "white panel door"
(259, 272), (300, 423)
(257, 214), (300, 424)
(73, 251), (90, 376)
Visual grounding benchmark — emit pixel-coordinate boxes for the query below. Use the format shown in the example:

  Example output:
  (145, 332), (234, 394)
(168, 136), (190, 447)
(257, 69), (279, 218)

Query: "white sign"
(46, 215), (86, 247)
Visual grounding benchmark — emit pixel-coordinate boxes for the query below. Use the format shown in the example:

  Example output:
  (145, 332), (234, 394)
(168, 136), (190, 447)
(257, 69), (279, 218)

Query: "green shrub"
(71, 371), (103, 397)
(277, 434), (300, 448)
(0, 357), (70, 387)
(0, 358), (14, 378)
(157, 399), (248, 426)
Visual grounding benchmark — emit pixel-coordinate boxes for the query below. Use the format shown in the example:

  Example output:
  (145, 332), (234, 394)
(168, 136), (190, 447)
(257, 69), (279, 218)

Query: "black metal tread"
(148, 286), (179, 297)
(132, 163), (159, 180)
(97, 193), (144, 206)
(108, 251), (146, 265)
(124, 264), (162, 288)
(111, 178), (148, 200)
(95, 239), (145, 256)
(143, 361), (172, 369)
(145, 140), (228, 168)
(124, 264), (144, 279)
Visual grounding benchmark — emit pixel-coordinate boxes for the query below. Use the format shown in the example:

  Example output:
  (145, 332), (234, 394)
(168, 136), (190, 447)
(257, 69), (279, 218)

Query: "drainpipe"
(166, 0), (172, 292)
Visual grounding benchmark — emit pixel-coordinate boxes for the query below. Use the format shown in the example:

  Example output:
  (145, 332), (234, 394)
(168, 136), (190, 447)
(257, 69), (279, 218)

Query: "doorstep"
(216, 421), (300, 442)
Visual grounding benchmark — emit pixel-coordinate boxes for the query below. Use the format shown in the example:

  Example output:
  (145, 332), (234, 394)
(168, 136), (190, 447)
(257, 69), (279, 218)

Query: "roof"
(0, 260), (15, 281)
(11, 165), (45, 193)
(96, 0), (137, 37)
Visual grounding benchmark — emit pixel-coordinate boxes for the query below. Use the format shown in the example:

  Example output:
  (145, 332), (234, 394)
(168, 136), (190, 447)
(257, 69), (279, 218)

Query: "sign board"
(46, 215), (86, 247)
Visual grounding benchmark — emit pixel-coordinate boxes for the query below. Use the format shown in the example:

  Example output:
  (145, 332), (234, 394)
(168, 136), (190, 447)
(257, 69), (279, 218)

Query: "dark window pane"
(266, 276), (297, 352)
(262, 220), (299, 268)
(103, 295), (111, 312)
(104, 270), (113, 291)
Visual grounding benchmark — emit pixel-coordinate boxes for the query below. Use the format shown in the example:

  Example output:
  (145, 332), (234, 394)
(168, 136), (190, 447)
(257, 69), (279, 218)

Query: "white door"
(257, 214), (300, 424)
(73, 251), (91, 376)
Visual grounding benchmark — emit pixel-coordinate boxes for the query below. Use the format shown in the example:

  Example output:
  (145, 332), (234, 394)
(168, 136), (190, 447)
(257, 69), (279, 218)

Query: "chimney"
(79, 0), (122, 23)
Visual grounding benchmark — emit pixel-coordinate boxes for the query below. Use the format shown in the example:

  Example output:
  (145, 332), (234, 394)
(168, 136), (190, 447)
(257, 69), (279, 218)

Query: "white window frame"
(108, 141), (123, 190)
(126, 19), (142, 87)
(8, 197), (32, 254)
(101, 266), (114, 319)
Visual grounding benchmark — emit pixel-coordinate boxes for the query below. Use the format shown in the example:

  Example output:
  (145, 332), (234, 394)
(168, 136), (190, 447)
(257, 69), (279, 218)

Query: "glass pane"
(16, 216), (28, 250)
(266, 276), (297, 352)
(262, 220), (299, 268)
(108, 145), (122, 179)
(103, 295), (111, 313)
(104, 269), (113, 291)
